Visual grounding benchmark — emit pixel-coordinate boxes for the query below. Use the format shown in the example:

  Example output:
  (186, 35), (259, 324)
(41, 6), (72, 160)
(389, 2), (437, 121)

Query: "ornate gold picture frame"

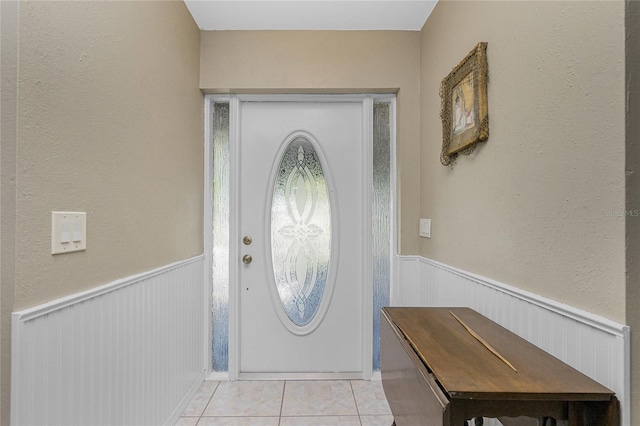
(440, 42), (489, 166)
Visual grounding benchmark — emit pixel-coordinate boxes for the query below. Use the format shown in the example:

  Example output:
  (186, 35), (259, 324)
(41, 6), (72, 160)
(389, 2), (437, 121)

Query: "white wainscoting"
(11, 255), (206, 426)
(393, 255), (631, 426)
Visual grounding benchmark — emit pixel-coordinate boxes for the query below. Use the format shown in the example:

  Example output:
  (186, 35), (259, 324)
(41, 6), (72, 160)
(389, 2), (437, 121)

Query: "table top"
(382, 307), (614, 401)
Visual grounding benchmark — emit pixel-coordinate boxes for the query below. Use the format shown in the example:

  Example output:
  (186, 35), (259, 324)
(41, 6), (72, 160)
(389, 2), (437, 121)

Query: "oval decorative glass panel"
(270, 136), (331, 327)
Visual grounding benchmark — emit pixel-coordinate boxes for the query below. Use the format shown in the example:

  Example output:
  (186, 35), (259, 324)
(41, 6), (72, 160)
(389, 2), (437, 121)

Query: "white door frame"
(203, 93), (397, 381)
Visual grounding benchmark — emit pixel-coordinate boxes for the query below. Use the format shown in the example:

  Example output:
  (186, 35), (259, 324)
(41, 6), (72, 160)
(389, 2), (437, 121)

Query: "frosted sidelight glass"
(212, 102), (230, 371)
(373, 101), (392, 370)
(270, 137), (331, 327)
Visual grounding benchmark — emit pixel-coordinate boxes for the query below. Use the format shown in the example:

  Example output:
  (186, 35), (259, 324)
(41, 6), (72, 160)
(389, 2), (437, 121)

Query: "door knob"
(243, 236), (252, 245)
(242, 254), (253, 264)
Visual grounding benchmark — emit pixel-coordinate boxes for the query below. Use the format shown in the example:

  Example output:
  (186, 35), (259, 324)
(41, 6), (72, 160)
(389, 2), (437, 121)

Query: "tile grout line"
(195, 380), (219, 425)
(348, 379), (365, 426)
(204, 381), (220, 425)
(278, 380), (287, 425)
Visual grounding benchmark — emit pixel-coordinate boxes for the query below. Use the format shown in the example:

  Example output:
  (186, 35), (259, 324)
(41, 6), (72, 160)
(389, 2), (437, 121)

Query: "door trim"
(203, 93), (397, 381)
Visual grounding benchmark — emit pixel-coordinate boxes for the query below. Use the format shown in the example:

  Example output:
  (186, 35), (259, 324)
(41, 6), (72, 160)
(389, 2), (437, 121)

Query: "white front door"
(238, 99), (367, 376)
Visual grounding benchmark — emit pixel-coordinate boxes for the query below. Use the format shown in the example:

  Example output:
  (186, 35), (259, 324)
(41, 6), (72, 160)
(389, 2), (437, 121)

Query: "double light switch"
(51, 211), (86, 254)
(419, 218), (432, 238)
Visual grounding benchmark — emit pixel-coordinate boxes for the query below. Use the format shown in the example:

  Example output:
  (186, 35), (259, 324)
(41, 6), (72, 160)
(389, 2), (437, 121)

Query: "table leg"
(604, 397), (621, 426)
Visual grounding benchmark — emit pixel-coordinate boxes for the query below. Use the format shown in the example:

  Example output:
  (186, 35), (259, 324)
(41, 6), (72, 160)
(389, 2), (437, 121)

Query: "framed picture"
(440, 42), (489, 165)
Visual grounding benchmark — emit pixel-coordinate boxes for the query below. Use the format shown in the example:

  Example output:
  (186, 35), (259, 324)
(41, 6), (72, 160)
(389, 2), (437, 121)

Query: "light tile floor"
(176, 380), (394, 426)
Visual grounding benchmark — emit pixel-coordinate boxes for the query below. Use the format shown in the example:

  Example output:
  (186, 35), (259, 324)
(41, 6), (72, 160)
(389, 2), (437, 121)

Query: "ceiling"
(184, 1), (438, 31)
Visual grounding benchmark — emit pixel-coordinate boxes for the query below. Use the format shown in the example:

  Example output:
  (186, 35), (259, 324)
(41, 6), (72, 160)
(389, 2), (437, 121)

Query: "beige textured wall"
(14, 0), (203, 311)
(200, 30), (422, 254)
(2, 2), (202, 421)
(420, 1), (626, 321)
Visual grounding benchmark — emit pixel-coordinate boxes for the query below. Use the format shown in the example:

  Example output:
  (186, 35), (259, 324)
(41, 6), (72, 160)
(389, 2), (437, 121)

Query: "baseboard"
(394, 255), (630, 426)
(164, 371), (205, 426)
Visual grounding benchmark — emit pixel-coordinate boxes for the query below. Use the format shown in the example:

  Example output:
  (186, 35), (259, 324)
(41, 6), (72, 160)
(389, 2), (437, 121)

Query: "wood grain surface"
(382, 307), (614, 401)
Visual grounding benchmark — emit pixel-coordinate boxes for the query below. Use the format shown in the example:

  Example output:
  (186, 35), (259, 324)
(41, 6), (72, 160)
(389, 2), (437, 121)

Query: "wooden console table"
(380, 307), (618, 426)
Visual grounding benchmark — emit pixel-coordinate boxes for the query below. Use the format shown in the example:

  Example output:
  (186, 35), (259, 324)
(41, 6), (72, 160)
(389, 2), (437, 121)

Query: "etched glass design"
(271, 137), (331, 327)
(373, 101), (392, 370)
(211, 102), (230, 371)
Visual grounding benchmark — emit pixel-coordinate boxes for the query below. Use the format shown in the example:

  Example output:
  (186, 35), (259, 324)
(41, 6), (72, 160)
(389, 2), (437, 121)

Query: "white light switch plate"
(52, 212), (86, 254)
(420, 218), (431, 238)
